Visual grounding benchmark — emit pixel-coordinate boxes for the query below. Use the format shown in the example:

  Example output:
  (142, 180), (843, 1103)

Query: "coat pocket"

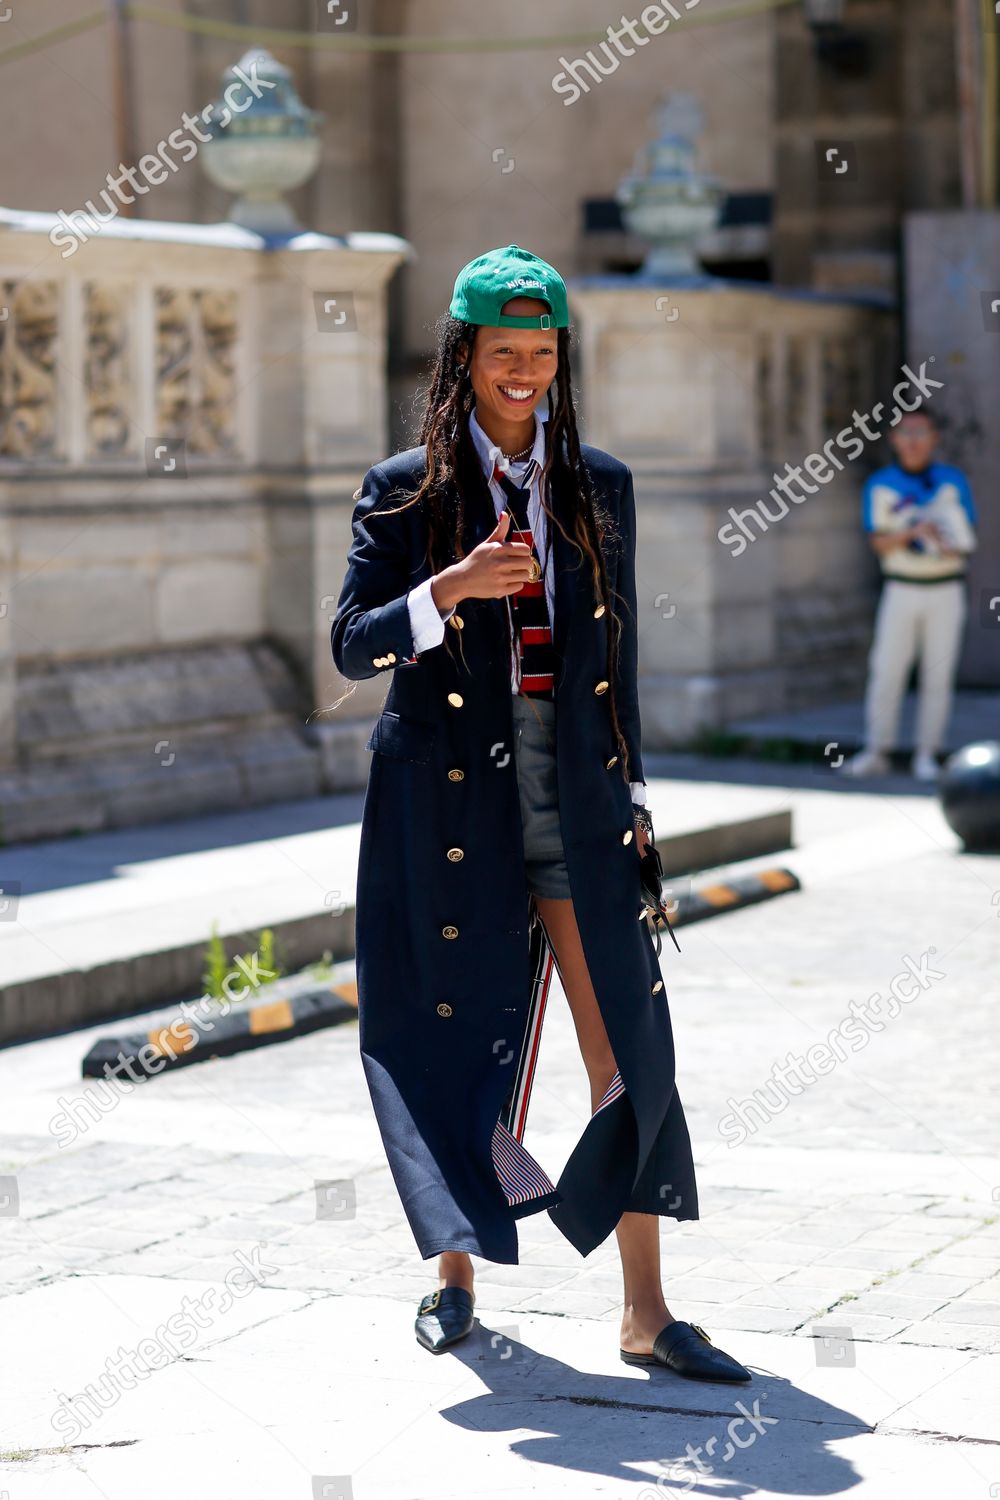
(365, 709), (438, 764)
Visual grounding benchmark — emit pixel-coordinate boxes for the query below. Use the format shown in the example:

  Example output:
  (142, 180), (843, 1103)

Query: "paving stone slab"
(939, 1300), (1000, 1326)
(892, 1321), (1000, 1352)
(4, 1291), (992, 1500)
(846, 1292), (953, 1319)
(0, 1273), (312, 1449)
(885, 1352), (1000, 1442)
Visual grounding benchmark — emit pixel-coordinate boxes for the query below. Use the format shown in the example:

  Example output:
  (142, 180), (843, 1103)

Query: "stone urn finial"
(616, 94), (723, 277)
(200, 48), (322, 234)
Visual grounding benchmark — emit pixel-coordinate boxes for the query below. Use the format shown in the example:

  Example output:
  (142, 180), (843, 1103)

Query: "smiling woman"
(330, 243), (751, 1385)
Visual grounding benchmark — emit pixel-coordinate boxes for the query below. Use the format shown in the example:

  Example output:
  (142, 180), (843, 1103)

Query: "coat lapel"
(548, 479), (581, 682)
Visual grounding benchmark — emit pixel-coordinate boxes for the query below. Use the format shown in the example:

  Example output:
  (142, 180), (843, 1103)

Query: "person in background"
(841, 407), (977, 782)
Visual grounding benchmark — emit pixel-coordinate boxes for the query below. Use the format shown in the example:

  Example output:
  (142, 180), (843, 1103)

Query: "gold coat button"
(372, 656), (385, 667)
(385, 652), (396, 663)
(447, 768), (465, 782)
(651, 979), (663, 994)
(622, 828), (633, 845)
(447, 692), (464, 707)
(437, 1003), (453, 1017)
(446, 847), (464, 862)
(595, 680), (609, 695)
(606, 755), (618, 769)
(594, 603), (606, 618)
(442, 925), (459, 939)
(448, 613), (464, 630)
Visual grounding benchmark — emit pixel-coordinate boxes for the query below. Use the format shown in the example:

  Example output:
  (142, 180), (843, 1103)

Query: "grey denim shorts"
(511, 693), (572, 900)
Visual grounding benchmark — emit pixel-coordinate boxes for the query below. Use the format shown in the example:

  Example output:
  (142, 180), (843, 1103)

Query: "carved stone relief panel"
(0, 281), (58, 459)
(756, 332), (776, 461)
(784, 336), (810, 453)
(821, 336), (865, 439)
(85, 283), (132, 458)
(155, 287), (239, 458)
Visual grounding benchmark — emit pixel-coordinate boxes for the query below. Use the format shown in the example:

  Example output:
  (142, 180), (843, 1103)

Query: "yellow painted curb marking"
(699, 884), (739, 907)
(147, 1022), (198, 1059)
(249, 1000), (295, 1035)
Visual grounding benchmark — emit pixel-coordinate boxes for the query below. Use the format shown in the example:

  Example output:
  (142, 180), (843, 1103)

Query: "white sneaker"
(912, 753), (939, 782)
(839, 749), (891, 778)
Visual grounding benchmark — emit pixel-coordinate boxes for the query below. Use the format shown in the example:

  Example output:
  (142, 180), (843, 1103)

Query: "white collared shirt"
(405, 406), (646, 805)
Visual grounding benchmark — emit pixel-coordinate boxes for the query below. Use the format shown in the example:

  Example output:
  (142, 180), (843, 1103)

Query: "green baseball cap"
(449, 244), (570, 329)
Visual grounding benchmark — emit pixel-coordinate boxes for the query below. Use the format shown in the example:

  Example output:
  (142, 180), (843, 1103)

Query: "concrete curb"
(80, 978), (358, 1080)
(674, 866), (801, 928)
(659, 809), (792, 881)
(1, 809), (790, 1046)
(1, 907), (355, 1047)
(77, 867), (799, 1080)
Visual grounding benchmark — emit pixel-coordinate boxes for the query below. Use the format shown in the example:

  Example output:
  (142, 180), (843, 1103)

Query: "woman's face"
(466, 296), (559, 430)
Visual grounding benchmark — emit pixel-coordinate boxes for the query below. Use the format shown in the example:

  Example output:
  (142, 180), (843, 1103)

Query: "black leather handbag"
(638, 840), (682, 956)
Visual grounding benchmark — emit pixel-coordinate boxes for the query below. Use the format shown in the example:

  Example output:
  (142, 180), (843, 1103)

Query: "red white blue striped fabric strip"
(501, 899), (556, 1143)
(594, 1069), (625, 1114)
(492, 898), (559, 1208)
(492, 1120), (557, 1206)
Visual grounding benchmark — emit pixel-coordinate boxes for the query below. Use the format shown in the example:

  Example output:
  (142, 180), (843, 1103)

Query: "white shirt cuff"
(407, 576), (455, 654)
(629, 782), (646, 806)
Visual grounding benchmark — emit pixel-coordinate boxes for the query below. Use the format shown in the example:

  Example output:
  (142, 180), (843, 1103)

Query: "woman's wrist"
(430, 567), (464, 615)
(632, 803), (653, 840)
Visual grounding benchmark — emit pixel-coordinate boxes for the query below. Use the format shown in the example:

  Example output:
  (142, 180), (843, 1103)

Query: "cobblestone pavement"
(0, 767), (997, 1496)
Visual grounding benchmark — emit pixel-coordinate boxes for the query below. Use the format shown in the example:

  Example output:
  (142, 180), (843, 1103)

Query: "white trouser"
(863, 579), (967, 756)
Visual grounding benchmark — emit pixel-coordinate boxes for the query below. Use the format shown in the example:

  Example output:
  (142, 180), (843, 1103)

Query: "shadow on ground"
(441, 1320), (866, 1495)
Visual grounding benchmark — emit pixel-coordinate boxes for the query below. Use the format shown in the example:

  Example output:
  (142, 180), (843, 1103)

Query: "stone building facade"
(0, 0), (995, 838)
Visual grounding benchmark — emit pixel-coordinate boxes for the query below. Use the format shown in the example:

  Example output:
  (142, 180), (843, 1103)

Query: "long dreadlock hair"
(329, 314), (638, 787)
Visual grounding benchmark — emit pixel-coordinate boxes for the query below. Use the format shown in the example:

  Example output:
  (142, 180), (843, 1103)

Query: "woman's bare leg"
(437, 1250), (474, 1296)
(535, 893), (674, 1353)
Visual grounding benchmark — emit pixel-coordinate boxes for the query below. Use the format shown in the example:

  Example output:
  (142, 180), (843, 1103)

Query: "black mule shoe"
(414, 1286), (476, 1353)
(620, 1320), (751, 1384)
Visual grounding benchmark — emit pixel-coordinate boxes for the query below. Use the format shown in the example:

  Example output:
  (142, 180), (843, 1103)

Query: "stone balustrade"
(0, 209), (408, 839)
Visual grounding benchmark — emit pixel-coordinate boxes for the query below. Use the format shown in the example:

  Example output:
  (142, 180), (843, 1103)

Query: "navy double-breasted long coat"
(331, 431), (699, 1265)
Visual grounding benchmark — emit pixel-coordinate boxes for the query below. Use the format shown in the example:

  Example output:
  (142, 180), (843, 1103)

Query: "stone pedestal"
(569, 276), (896, 745)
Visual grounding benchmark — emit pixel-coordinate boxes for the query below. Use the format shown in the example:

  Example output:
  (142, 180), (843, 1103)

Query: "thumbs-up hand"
(488, 509), (512, 544)
(433, 510), (535, 607)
